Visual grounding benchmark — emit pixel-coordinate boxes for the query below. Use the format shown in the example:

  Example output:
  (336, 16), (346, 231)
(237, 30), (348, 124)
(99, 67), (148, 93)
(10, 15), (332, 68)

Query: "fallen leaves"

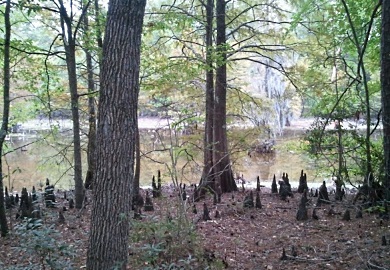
(0, 186), (389, 269)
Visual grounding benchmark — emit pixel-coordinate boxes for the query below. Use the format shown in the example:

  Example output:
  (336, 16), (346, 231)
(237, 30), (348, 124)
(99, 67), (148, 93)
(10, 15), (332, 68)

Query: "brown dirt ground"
(1, 184), (389, 270)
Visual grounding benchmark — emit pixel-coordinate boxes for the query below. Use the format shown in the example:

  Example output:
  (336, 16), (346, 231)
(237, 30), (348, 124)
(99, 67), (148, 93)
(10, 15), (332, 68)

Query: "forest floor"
(0, 183), (389, 270)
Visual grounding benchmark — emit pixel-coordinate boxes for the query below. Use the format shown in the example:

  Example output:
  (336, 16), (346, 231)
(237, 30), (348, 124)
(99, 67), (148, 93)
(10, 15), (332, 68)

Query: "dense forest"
(0, 0), (389, 269)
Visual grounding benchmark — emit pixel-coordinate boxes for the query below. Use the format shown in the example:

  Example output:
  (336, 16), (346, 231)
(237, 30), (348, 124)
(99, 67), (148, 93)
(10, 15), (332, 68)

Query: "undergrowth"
(6, 218), (75, 270)
(128, 198), (224, 270)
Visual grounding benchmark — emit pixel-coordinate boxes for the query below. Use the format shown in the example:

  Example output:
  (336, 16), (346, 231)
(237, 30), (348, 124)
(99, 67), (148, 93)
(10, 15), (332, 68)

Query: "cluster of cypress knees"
(3, 178), (72, 224)
(6, 168), (388, 248)
(131, 169), (389, 228)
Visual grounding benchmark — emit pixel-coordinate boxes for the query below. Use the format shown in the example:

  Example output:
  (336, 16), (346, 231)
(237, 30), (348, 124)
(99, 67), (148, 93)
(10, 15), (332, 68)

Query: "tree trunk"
(59, 1), (84, 208)
(213, 0), (237, 193)
(0, 0), (11, 237)
(83, 5), (97, 190)
(94, 0), (104, 53)
(199, 0), (215, 194)
(86, 0), (146, 269)
(335, 122), (344, 201)
(381, 0), (390, 201)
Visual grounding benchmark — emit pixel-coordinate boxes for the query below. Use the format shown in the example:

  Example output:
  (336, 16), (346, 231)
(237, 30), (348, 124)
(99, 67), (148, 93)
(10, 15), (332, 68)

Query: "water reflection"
(3, 129), (320, 193)
(234, 139), (318, 186)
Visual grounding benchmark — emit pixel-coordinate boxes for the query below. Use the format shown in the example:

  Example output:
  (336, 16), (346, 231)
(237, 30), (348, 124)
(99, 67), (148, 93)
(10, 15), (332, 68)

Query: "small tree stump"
(271, 174), (278, 194)
(296, 190), (308, 221)
(280, 248), (288, 260)
(243, 191), (254, 208)
(342, 209), (351, 221)
(202, 203), (211, 221)
(297, 170), (308, 193)
(31, 186), (37, 202)
(317, 181), (330, 206)
(44, 180), (56, 208)
(312, 208), (319, 220)
(10, 193), (15, 207)
(69, 198), (74, 209)
(20, 187), (32, 218)
(334, 176), (345, 201)
(283, 173), (292, 194)
(279, 180), (293, 201)
(144, 191), (154, 211)
(58, 209), (65, 224)
(152, 176), (158, 198)
(255, 191), (262, 209)
(256, 176), (261, 192)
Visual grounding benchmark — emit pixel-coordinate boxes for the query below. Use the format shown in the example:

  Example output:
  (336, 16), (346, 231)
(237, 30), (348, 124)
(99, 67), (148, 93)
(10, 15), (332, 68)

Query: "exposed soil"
(1, 182), (389, 270)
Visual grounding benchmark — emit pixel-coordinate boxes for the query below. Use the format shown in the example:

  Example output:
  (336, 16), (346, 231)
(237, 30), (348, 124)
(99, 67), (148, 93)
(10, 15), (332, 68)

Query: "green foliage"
(290, 0), (381, 116)
(289, 0), (382, 190)
(364, 204), (387, 214)
(303, 118), (384, 184)
(11, 218), (75, 270)
(129, 214), (214, 269)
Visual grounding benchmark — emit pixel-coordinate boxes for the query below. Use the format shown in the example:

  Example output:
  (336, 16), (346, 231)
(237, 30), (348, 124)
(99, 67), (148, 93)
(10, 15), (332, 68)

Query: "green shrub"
(129, 213), (223, 269)
(10, 218), (75, 270)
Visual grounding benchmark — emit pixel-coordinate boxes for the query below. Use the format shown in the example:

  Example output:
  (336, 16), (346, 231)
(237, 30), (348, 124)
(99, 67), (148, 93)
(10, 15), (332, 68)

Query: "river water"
(3, 118), (326, 193)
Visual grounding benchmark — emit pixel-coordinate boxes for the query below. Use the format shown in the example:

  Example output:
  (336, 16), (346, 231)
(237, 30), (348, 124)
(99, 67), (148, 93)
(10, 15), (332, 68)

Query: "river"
(3, 118), (328, 193)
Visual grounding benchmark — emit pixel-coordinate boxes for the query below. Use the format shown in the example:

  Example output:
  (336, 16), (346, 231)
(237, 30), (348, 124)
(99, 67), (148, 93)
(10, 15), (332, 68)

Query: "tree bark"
(86, 0), (146, 269)
(199, 0), (215, 193)
(213, 0), (237, 193)
(381, 0), (390, 201)
(83, 3), (97, 190)
(59, 0), (84, 208)
(0, 0), (11, 237)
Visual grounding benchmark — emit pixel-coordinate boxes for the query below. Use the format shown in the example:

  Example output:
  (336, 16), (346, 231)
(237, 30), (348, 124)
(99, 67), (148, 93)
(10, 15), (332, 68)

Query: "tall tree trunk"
(84, 52), (96, 190)
(214, 0), (237, 193)
(199, 0), (215, 193)
(59, 1), (84, 208)
(0, 0), (11, 237)
(334, 50), (344, 201)
(83, 3), (97, 190)
(94, 0), (103, 59)
(381, 0), (390, 201)
(86, 0), (146, 269)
